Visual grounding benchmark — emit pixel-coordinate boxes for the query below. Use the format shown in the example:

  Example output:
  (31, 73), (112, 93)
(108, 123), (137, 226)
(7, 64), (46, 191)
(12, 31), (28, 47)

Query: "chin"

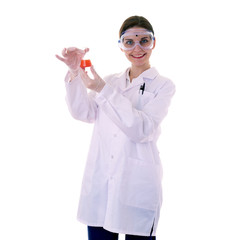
(131, 58), (150, 67)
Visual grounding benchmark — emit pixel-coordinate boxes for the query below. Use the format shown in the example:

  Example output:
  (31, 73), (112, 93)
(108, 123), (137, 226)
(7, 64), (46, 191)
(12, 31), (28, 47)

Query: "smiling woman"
(56, 15), (175, 240)
(118, 27), (156, 81)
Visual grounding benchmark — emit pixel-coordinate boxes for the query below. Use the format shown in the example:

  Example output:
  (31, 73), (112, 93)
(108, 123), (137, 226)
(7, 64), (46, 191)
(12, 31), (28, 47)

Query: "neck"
(129, 63), (151, 82)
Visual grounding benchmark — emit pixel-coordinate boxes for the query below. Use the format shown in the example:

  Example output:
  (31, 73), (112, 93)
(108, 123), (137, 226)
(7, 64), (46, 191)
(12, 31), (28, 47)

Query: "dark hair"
(119, 15), (154, 38)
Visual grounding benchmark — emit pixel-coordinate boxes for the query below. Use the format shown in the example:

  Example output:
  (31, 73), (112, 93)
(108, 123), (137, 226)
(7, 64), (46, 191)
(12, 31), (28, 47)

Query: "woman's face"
(120, 27), (155, 68)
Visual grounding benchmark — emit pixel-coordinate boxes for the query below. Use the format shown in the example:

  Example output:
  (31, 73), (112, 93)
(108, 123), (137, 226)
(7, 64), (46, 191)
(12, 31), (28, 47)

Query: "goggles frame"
(118, 30), (155, 51)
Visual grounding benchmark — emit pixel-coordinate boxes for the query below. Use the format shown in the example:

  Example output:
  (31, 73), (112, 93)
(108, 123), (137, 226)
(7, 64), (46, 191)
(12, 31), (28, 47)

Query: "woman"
(56, 16), (175, 240)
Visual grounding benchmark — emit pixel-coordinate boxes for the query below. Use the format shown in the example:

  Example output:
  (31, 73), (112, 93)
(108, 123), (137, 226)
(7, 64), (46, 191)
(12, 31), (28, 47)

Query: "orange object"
(80, 59), (92, 68)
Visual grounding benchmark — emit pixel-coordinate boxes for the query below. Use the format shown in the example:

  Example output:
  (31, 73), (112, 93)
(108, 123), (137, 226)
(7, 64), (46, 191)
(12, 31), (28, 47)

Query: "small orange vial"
(80, 59), (92, 68)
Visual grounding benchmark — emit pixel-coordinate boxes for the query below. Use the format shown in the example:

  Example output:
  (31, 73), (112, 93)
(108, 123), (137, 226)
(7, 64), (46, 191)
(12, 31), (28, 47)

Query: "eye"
(125, 40), (134, 45)
(140, 38), (149, 44)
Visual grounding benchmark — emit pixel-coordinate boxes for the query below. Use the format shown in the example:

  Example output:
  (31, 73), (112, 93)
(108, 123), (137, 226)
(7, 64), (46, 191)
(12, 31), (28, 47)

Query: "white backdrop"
(0, 0), (239, 239)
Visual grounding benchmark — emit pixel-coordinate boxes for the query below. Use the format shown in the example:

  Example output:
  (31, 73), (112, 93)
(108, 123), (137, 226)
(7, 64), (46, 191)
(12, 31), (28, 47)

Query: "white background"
(0, 0), (239, 239)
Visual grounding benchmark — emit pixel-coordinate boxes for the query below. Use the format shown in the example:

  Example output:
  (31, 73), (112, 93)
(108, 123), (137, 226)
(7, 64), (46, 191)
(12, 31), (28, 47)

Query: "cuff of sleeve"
(64, 71), (80, 84)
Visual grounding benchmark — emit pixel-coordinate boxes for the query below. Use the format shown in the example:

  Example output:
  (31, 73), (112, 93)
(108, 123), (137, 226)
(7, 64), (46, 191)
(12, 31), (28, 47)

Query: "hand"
(79, 66), (105, 92)
(56, 47), (89, 74)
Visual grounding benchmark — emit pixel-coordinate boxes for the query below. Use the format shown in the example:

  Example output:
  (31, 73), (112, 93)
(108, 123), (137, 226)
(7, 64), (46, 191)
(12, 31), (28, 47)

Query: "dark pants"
(88, 226), (156, 240)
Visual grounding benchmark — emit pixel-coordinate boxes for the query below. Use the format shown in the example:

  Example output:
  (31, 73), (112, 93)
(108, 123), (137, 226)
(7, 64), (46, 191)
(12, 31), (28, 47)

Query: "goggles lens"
(118, 31), (155, 50)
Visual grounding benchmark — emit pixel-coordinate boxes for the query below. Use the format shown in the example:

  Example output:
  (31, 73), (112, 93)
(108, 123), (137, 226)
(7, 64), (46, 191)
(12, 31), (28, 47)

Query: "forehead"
(122, 28), (151, 39)
(125, 27), (147, 33)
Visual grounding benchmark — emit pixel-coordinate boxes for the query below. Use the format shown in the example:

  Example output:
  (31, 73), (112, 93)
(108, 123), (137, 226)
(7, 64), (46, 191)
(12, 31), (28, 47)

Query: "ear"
(152, 37), (156, 49)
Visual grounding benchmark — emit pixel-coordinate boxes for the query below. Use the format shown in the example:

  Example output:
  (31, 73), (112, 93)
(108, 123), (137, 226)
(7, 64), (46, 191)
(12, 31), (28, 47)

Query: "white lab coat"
(65, 67), (175, 236)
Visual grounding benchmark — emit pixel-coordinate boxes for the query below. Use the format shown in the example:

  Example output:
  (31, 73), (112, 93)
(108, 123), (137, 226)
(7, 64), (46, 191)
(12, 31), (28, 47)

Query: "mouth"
(131, 53), (146, 59)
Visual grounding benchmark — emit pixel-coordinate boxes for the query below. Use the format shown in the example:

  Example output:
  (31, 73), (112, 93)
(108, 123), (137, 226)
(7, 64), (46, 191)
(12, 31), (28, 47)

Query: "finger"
(76, 47), (89, 55)
(62, 48), (68, 57)
(67, 47), (80, 54)
(62, 47), (89, 56)
(55, 54), (66, 63)
(79, 67), (89, 80)
(79, 68), (91, 87)
(68, 47), (77, 52)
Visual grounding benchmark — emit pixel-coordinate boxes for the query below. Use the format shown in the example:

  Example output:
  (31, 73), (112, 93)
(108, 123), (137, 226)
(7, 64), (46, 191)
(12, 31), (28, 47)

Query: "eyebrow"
(124, 36), (149, 41)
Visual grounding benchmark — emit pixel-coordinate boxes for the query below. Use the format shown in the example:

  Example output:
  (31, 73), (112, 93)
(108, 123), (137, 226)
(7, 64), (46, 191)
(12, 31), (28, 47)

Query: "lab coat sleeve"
(65, 71), (98, 123)
(95, 79), (175, 143)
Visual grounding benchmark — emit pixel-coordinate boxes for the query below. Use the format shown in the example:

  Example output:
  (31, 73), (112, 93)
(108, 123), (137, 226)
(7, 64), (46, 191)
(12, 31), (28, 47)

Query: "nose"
(133, 43), (143, 51)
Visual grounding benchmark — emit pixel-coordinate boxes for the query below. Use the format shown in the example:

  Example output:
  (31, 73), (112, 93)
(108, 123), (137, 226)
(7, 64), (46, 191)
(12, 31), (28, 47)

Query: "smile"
(131, 53), (146, 59)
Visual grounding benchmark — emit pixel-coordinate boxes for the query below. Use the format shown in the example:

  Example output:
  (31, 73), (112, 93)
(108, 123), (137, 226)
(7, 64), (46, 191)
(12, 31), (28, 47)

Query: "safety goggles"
(118, 30), (155, 51)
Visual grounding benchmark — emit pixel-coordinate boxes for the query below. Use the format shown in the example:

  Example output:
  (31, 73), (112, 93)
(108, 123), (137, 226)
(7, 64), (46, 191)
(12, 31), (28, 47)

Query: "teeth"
(133, 54), (144, 58)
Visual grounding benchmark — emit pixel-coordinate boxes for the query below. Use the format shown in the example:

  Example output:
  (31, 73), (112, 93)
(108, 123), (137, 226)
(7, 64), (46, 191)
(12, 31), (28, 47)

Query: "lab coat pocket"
(136, 91), (155, 109)
(120, 157), (162, 211)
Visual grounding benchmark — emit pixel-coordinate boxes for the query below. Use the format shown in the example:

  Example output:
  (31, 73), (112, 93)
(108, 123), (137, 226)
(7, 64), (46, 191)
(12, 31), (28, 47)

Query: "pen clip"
(139, 82), (145, 95)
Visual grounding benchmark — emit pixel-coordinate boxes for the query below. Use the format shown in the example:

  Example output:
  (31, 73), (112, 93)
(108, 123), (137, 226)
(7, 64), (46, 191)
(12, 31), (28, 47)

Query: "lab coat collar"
(118, 67), (159, 91)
